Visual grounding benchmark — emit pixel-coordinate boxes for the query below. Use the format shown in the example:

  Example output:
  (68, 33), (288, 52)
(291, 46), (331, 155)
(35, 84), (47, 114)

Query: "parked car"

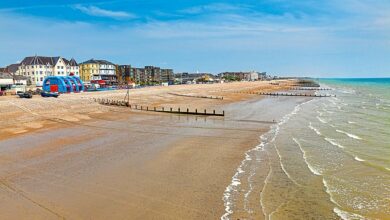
(17, 92), (33, 99)
(41, 91), (59, 98)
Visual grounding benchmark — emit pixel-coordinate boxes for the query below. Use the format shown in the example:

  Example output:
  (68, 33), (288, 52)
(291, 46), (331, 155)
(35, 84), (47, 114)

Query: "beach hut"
(42, 76), (84, 93)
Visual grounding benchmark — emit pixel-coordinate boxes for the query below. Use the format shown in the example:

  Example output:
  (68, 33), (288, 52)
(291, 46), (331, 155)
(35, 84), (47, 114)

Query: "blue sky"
(0, 0), (389, 77)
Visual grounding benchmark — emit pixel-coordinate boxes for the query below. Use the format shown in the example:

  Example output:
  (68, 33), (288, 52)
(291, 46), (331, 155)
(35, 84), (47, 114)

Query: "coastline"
(0, 80), (296, 219)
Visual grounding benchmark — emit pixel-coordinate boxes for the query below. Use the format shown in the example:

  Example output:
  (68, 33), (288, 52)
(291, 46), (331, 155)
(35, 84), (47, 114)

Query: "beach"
(0, 80), (293, 219)
(1, 79), (388, 219)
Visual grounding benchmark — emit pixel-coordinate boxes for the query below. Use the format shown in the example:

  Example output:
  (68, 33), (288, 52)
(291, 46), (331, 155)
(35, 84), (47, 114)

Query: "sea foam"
(221, 100), (313, 219)
(336, 130), (362, 140)
(325, 138), (345, 149)
(309, 122), (322, 136)
(293, 138), (321, 176)
(354, 156), (365, 162)
(316, 116), (327, 124)
(333, 208), (367, 220)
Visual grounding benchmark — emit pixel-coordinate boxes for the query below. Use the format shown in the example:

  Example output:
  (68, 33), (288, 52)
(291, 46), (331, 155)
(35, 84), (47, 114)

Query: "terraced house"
(17, 56), (79, 86)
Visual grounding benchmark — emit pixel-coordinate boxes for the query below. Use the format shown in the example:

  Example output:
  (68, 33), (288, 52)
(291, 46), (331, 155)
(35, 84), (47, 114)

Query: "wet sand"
(0, 80), (295, 219)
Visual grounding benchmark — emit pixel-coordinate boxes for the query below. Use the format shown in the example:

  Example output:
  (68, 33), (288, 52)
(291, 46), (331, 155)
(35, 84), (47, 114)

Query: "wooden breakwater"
(258, 92), (335, 97)
(291, 83), (320, 87)
(93, 98), (225, 116)
(168, 93), (223, 100)
(289, 87), (332, 91)
(234, 91), (335, 97)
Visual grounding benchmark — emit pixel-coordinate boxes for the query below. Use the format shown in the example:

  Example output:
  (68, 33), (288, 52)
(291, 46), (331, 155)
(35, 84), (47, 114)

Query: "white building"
(17, 56), (79, 86)
(246, 71), (259, 81)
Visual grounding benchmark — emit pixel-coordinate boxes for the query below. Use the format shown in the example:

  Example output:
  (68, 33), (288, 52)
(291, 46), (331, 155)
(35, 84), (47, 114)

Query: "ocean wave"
(324, 138), (345, 149)
(348, 121), (356, 124)
(221, 100), (313, 219)
(336, 130), (362, 140)
(309, 122), (322, 136)
(316, 116), (327, 124)
(323, 179), (342, 207)
(354, 156), (365, 162)
(293, 138), (321, 176)
(340, 89), (356, 94)
(333, 208), (368, 220)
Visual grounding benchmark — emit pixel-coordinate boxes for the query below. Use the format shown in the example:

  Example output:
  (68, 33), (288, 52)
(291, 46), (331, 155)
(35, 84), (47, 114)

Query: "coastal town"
(0, 55), (272, 96)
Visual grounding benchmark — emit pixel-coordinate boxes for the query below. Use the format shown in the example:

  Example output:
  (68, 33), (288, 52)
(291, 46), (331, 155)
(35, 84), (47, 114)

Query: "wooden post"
(147, 106), (149, 111)
(187, 108), (189, 113)
(178, 108), (180, 112)
(162, 107), (164, 111)
(154, 107), (156, 111)
(195, 109), (197, 113)
(170, 107), (172, 112)
(213, 110), (215, 114)
(204, 109), (206, 114)
(223, 110), (225, 116)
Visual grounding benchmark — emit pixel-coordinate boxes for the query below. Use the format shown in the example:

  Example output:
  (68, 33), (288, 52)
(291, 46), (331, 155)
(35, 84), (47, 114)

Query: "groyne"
(93, 98), (225, 116)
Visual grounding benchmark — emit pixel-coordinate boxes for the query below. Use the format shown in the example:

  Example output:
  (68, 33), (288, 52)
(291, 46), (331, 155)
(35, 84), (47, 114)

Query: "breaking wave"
(221, 100), (313, 219)
(336, 130), (362, 140)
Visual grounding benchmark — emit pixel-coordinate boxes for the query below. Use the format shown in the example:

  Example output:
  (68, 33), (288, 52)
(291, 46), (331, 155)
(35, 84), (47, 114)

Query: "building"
(161, 69), (174, 84)
(245, 71), (259, 81)
(132, 68), (144, 85)
(0, 72), (13, 92)
(219, 71), (262, 81)
(144, 66), (162, 84)
(16, 56), (79, 86)
(175, 72), (215, 84)
(219, 72), (247, 81)
(79, 59), (116, 85)
(116, 65), (133, 85)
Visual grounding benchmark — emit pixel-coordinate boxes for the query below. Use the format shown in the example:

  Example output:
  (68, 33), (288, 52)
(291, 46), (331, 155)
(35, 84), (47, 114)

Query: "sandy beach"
(0, 80), (295, 219)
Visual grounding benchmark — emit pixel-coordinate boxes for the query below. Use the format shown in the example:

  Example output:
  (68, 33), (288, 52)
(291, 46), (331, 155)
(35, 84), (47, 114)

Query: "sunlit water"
(222, 78), (390, 219)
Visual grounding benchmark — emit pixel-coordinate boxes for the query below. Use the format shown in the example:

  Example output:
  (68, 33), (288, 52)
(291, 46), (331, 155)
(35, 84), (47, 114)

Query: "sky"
(0, 0), (389, 77)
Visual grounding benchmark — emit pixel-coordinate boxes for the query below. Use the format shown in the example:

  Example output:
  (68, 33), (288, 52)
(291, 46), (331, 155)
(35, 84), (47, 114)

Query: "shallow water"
(222, 78), (390, 219)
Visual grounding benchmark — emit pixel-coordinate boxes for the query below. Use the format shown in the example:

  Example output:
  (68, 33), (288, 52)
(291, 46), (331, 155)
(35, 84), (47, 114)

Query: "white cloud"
(179, 3), (248, 15)
(74, 5), (136, 20)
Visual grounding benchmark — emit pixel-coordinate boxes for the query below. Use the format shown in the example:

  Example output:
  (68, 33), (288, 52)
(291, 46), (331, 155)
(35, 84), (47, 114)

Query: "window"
(40, 77), (43, 81)
(40, 65), (42, 68)
(40, 71), (43, 74)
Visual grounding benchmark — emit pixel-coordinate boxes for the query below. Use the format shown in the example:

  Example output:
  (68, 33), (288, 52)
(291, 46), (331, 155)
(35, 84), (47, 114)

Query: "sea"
(222, 78), (390, 220)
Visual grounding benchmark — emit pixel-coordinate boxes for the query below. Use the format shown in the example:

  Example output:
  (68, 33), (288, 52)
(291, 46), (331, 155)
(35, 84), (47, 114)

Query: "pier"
(93, 98), (225, 116)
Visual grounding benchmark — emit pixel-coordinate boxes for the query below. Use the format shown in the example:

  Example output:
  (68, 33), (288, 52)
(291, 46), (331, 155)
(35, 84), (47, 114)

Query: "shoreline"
(0, 80), (299, 219)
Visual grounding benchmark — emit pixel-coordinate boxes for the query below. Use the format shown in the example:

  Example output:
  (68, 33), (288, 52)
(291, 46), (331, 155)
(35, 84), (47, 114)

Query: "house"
(79, 59), (116, 85)
(0, 72), (13, 92)
(17, 56), (79, 86)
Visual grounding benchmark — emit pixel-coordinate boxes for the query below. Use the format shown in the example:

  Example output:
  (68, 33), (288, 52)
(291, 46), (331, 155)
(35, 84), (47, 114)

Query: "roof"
(0, 72), (13, 79)
(6, 64), (21, 73)
(80, 59), (115, 65)
(13, 75), (28, 80)
(20, 56), (78, 66)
